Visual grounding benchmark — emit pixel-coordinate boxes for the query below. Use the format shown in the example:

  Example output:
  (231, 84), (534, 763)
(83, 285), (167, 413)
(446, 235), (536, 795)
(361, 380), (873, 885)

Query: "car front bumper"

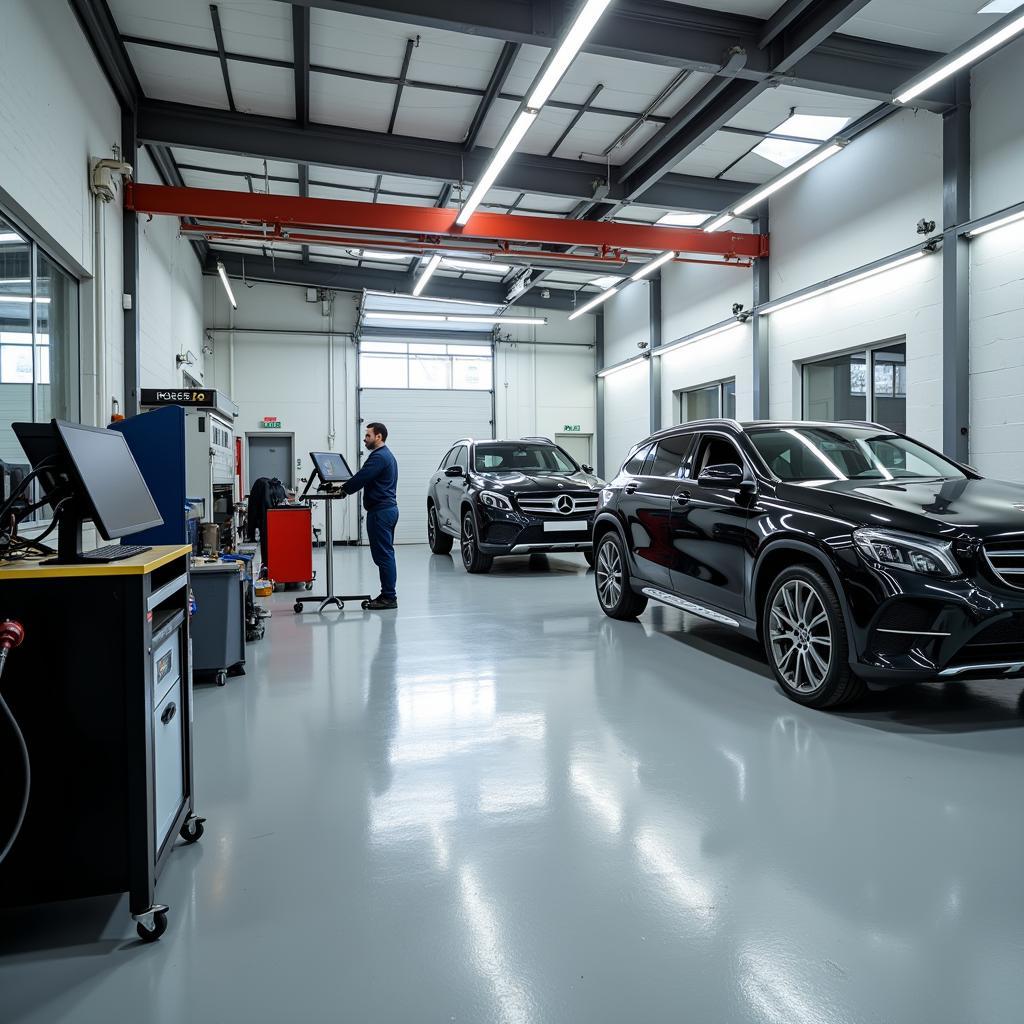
(475, 505), (595, 556)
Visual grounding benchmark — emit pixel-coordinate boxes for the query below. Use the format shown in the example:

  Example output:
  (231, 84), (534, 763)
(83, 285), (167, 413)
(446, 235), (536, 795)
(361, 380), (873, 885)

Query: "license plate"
(544, 520), (585, 533)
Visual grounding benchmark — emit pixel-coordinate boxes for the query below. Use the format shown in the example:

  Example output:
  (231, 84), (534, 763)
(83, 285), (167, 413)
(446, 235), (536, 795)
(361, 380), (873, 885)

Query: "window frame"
(675, 377), (737, 424)
(686, 431), (750, 482)
(799, 337), (907, 429)
(357, 338), (493, 392)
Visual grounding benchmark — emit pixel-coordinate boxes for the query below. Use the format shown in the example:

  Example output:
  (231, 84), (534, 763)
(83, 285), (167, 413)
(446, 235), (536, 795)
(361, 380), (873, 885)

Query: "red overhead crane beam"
(124, 183), (768, 260)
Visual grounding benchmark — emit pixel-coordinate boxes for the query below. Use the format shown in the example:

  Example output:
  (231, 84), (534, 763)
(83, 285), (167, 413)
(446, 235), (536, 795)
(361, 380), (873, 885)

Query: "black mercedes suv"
(427, 437), (605, 573)
(593, 418), (1024, 708)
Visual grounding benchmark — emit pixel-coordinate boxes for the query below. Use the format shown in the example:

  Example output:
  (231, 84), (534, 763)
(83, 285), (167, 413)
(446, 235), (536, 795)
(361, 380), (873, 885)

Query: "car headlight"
(480, 490), (513, 511)
(853, 528), (959, 577)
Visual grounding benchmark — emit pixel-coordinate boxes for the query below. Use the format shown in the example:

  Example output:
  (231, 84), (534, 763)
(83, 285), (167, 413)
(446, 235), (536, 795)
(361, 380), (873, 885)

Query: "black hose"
(0, 649), (30, 866)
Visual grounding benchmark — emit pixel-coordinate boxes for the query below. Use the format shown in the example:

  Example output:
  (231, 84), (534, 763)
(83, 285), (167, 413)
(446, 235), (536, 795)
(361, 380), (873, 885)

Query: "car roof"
(643, 418), (890, 442)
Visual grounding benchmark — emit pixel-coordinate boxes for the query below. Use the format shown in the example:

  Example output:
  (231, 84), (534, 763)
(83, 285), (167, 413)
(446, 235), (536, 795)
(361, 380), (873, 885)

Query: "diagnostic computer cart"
(293, 451), (371, 614)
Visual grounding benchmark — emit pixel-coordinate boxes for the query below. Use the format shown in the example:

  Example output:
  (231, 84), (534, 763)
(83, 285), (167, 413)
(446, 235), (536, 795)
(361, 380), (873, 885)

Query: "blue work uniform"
(343, 445), (399, 599)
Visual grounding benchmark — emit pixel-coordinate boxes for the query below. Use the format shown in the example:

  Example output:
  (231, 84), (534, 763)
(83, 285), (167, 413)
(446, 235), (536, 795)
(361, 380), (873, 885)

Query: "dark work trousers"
(366, 506), (400, 599)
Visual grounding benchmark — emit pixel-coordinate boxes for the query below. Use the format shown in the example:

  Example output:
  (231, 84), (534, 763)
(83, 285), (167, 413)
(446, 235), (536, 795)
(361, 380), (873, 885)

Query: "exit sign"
(563, 424), (581, 432)
(260, 417), (282, 429)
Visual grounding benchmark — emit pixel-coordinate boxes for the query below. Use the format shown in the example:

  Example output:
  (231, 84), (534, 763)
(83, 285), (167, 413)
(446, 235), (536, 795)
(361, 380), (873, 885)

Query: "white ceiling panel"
(310, 74), (394, 133)
(515, 194), (578, 214)
(725, 86), (876, 133)
(393, 88), (479, 143)
(376, 193), (436, 208)
(720, 152), (792, 184)
(841, 0), (1001, 52)
(310, 166), (380, 189)
(663, 0), (782, 14)
(181, 168), (249, 192)
(309, 185), (372, 202)
(567, 114), (660, 165)
(109, 0), (219, 49)
(216, 242), (302, 260)
(670, 130), (761, 178)
(404, 33), (504, 92)
(171, 150), (297, 179)
(474, 97), (530, 151)
(379, 175), (442, 198)
(515, 108), (581, 157)
(310, 9), (410, 75)
(125, 45), (229, 109)
(216, 2), (293, 62)
(227, 62), (296, 119)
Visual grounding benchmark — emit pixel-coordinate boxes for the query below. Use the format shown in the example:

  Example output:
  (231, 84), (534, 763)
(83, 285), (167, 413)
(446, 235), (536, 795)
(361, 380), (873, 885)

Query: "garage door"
(359, 389), (493, 543)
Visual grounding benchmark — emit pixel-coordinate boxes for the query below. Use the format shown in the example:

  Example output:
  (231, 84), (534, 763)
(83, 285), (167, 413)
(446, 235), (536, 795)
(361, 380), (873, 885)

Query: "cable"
(0, 621), (28, 866)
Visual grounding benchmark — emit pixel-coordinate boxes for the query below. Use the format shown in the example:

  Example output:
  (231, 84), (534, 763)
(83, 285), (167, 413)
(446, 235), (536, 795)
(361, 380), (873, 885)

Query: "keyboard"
(80, 543), (153, 563)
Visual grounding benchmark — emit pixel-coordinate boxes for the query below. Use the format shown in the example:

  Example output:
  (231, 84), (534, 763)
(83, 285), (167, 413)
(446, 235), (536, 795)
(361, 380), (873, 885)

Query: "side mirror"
(444, 465), (465, 478)
(698, 462), (745, 488)
(582, 464), (594, 474)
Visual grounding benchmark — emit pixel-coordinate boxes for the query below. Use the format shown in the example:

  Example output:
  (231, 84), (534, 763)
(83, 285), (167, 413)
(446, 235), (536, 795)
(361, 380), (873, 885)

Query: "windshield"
(747, 426), (966, 482)
(474, 443), (578, 474)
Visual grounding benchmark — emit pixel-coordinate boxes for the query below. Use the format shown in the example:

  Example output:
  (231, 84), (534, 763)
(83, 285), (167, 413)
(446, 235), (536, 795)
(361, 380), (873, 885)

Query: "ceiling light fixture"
(0, 232), (24, 244)
(456, 0), (612, 228)
(443, 258), (513, 273)
(732, 142), (845, 215)
(630, 250), (676, 282)
(978, 1), (1024, 12)
(597, 355), (646, 378)
(216, 260), (237, 309)
(703, 213), (733, 233)
(895, 8), (1024, 104)
(352, 249), (408, 261)
(759, 250), (928, 315)
(655, 212), (710, 227)
(412, 253), (442, 296)
(966, 207), (1024, 236)
(363, 311), (546, 325)
(568, 286), (619, 320)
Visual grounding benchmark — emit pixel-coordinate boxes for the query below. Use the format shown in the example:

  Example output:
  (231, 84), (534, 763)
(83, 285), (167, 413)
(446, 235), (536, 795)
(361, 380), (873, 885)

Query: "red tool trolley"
(266, 505), (315, 589)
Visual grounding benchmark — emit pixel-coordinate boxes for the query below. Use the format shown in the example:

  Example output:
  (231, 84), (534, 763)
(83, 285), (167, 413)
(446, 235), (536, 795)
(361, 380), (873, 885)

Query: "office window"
(676, 379), (736, 423)
(359, 340), (491, 390)
(1, 212), (79, 499)
(802, 341), (906, 431)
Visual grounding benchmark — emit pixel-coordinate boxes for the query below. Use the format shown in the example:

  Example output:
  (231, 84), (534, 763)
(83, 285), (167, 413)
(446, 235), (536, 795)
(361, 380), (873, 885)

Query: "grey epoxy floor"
(2, 545), (1023, 1023)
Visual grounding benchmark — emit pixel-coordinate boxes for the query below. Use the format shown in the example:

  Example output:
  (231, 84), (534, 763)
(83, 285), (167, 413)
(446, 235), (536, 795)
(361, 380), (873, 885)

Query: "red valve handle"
(0, 620), (25, 652)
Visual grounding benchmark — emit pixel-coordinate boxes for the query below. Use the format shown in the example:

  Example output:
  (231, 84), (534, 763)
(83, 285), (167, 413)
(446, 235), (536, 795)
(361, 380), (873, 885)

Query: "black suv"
(594, 418), (1024, 708)
(427, 437), (605, 573)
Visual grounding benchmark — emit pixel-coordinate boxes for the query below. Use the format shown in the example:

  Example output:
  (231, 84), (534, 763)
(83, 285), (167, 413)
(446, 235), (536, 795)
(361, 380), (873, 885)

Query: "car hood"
(777, 475), (1024, 539)
(470, 470), (605, 493)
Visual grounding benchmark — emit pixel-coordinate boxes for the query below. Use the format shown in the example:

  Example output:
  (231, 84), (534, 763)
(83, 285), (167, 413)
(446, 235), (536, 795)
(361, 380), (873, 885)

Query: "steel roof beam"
(206, 250), (575, 309)
(69, 0), (141, 110)
(138, 99), (755, 211)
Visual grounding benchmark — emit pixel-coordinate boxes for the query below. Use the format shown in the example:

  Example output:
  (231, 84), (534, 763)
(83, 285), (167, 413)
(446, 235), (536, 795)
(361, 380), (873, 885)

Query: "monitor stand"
(44, 505), (117, 565)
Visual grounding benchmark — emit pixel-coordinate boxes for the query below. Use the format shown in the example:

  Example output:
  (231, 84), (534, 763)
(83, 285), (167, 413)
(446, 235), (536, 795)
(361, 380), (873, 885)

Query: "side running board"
(641, 588), (740, 627)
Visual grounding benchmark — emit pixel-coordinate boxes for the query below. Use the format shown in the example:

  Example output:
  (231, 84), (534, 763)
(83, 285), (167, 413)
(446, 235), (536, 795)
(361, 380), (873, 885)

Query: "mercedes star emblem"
(556, 495), (575, 515)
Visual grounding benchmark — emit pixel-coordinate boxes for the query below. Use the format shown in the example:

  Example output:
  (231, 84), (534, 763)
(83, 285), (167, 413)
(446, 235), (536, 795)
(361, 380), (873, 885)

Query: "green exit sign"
(260, 417), (282, 429)
(563, 424), (581, 432)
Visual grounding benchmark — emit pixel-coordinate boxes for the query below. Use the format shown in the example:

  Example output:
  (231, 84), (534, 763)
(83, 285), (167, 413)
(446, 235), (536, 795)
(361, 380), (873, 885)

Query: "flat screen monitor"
(310, 451), (353, 484)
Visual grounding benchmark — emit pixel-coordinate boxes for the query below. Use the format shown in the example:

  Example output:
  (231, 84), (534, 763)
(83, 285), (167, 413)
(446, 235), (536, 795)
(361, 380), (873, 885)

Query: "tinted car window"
(647, 434), (693, 478)
(440, 447), (458, 470)
(692, 435), (744, 478)
(452, 445), (468, 472)
(474, 443), (577, 473)
(622, 443), (653, 476)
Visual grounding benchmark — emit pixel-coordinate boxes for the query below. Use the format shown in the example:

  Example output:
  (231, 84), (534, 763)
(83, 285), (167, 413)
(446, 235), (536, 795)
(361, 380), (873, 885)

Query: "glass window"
(360, 352), (407, 388)
(872, 343), (906, 432)
(802, 351), (867, 422)
(409, 354), (451, 389)
(681, 384), (720, 422)
(692, 435), (744, 478)
(0, 214), (79, 515)
(473, 442), (577, 474)
(622, 443), (653, 476)
(647, 434), (693, 478)
(452, 355), (491, 390)
(439, 447), (458, 470)
(747, 425), (964, 482)
(359, 340), (492, 390)
(452, 445), (468, 472)
(723, 379), (736, 420)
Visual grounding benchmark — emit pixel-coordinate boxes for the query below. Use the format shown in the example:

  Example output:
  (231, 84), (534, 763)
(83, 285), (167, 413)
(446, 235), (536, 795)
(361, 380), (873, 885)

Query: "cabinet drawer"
(152, 629), (181, 708)
(153, 679), (184, 850)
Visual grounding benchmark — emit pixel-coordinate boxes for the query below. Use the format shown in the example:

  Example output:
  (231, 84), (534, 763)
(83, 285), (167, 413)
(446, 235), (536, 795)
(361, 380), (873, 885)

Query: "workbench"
(0, 544), (203, 942)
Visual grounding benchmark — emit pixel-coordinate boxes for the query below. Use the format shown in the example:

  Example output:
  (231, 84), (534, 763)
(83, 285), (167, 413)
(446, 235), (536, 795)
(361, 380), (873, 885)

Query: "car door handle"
(623, 482), (638, 495)
(674, 490), (691, 506)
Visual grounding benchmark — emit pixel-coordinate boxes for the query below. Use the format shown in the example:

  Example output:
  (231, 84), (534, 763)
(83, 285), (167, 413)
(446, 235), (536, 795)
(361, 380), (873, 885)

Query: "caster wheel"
(216, 671), (227, 687)
(304, 581), (313, 590)
(360, 600), (369, 610)
(294, 602), (303, 613)
(179, 816), (206, 844)
(136, 910), (168, 943)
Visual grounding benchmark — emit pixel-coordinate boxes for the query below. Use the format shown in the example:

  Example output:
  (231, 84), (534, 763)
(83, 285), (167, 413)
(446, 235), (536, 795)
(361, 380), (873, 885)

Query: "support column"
(751, 211), (769, 420)
(649, 273), (663, 432)
(942, 73), (970, 461)
(122, 106), (140, 418)
(595, 312), (605, 479)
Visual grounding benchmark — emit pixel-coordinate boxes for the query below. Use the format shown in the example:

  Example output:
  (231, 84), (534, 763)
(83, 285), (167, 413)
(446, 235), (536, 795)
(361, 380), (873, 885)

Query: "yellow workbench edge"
(0, 544), (192, 580)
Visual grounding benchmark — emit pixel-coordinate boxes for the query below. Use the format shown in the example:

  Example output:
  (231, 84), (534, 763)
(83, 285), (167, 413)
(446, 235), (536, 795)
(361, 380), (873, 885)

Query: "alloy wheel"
(596, 540), (623, 609)
(428, 507), (437, 545)
(461, 515), (475, 566)
(769, 579), (833, 693)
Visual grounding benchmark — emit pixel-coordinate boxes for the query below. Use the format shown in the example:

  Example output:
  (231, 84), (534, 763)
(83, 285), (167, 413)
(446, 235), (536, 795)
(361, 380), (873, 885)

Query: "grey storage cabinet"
(190, 561), (246, 685)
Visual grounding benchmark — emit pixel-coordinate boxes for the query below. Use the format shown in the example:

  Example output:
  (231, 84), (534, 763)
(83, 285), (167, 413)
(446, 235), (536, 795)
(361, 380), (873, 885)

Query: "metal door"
(557, 433), (592, 469)
(248, 434), (294, 489)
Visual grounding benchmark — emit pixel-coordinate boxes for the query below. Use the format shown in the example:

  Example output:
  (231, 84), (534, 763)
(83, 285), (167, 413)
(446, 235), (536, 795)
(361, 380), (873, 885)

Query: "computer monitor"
(309, 451), (353, 484)
(13, 420), (163, 563)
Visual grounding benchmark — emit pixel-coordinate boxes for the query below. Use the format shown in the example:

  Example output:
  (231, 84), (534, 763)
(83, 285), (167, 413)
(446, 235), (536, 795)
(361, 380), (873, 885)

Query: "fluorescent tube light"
(630, 250), (675, 282)
(895, 10), (1024, 103)
(446, 315), (546, 325)
(589, 275), (620, 288)
(760, 251), (927, 315)
(455, 111), (537, 227)
(568, 286), (618, 321)
(978, 2), (1024, 12)
(527, 0), (613, 109)
(966, 208), (1024, 236)
(362, 311), (545, 325)
(412, 253), (442, 296)
(733, 142), (845, 215)
(0, 232), (24, 243)
(443, 259), (513, 274)
(354, 249), (409, 261)
(0, 295), (49, 304)
(703, 213), (733, 233)
(216, 260), (237, 309)
(655, 212), (709, 227)
(597, 355), (646, 378)
(655, 320), (743, 357)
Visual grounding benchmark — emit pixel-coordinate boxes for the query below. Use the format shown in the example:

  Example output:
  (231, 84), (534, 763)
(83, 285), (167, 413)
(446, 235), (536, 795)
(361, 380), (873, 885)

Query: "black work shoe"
(364, 595), (398, 610)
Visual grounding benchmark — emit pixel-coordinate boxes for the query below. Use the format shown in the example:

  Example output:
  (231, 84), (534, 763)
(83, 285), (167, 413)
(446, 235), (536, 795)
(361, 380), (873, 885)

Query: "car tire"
(427, 503), (453, 554)
(762, 565), (866, 709)
(461, 509), (493, 574)
(594, 531), (648, 620)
